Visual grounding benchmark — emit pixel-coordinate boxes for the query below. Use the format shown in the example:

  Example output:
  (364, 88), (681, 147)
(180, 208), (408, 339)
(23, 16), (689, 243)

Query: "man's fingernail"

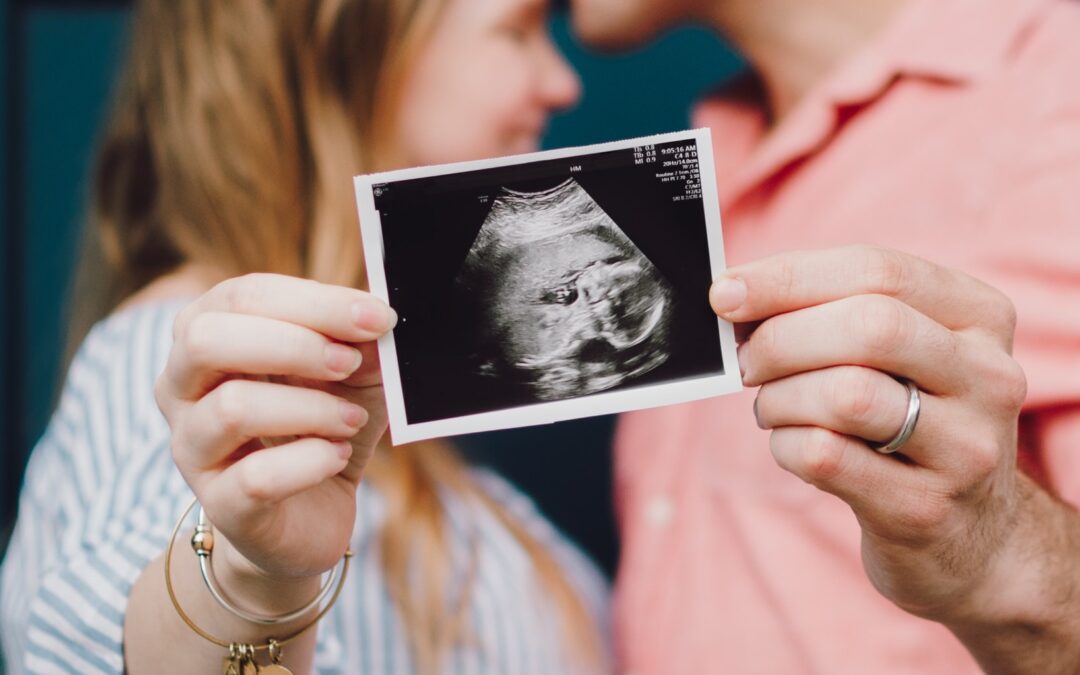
(339, 401), (365, 428)
(325, 343), (362, 374)
(710, 277), (747, 316)
(334, 441), (353, 460)
(352, 301), (397, 333)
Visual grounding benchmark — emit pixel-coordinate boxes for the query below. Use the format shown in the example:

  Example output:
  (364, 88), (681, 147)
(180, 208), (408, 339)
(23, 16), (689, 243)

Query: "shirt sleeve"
(0, 304), (191, 675)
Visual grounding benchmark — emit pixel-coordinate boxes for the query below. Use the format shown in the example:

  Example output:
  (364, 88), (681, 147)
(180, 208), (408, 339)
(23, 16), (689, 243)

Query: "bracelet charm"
(223, 643), (257, 675)
(260, 638), (293, 674)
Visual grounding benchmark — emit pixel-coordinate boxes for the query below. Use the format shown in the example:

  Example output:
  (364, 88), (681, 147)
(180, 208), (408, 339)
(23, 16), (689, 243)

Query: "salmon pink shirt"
(613, 0), (1080, 673)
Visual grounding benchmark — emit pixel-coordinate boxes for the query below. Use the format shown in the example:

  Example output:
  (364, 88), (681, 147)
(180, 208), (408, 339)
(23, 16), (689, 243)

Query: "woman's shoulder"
(72, 297), (191, 392)
(50, 296), (193, 465)
(70, 263), (215, 393)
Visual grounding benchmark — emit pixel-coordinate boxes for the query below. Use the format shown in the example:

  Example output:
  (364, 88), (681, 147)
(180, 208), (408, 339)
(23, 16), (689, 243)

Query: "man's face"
(570, 0), (693, 50)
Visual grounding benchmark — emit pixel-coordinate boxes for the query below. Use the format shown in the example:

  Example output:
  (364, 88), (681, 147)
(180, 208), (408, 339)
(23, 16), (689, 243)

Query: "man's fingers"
(339, 341), (383, 388)
(177, 273), (397, 346)
(755, 366), (967, 471)
(768, 427), (950, 543)
(166, 312), (364, 399)
(756, 367), (909, 442)
(711, 246), (1016, 346)
(176, 378), (368, 472)
(738, 294), (966, 395)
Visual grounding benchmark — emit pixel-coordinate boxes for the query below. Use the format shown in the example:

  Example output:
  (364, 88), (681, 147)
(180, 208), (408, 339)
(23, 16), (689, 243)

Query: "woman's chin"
(496, 133), (543, 158)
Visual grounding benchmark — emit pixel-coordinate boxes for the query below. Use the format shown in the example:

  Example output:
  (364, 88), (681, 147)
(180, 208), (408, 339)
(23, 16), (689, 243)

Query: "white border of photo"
(354, 128), (742, 445)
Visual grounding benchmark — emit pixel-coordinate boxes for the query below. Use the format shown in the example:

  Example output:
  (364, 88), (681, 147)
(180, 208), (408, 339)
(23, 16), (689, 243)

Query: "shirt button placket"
(645, 495), (675, 529)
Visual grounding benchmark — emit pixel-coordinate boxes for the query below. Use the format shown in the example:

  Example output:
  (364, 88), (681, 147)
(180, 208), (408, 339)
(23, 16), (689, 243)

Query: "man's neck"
(694, 0), (911, 122)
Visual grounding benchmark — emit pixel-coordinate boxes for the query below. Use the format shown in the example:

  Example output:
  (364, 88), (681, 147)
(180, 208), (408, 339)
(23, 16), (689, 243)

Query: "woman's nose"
(538, 41), (582, 112)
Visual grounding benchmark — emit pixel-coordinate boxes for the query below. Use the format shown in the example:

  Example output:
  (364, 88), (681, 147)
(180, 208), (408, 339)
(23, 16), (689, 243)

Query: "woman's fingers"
(208, 436), (354, 510)
(737, 294), (966, 395)
(163, 274), (397, 400)
(179, 273), (397, 344)
(166, 312), (364, 399)
(175, 378), (368, 472)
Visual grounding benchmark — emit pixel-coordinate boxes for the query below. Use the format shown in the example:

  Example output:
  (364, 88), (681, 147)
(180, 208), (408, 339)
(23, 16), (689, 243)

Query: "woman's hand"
(154, 273), (397, 600)
(709, 245), (1032, 623)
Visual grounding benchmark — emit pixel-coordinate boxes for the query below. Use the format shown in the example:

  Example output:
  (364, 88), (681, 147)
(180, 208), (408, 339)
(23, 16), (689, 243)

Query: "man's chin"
(569, 3), (674, 52)
(571, 18), (665, 52)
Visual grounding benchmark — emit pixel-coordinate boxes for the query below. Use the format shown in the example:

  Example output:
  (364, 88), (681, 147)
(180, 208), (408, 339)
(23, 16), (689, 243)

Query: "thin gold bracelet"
(163, 496), (352, 654)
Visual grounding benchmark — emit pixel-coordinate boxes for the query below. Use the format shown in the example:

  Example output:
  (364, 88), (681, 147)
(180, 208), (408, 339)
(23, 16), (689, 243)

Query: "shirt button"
(645, 495), (674, 528)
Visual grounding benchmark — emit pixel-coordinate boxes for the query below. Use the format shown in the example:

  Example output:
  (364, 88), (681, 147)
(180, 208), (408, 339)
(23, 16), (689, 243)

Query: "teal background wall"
(1, 1), (133, 570)
(0, 7), (741, 667)
(22, 7), (130, 454)
(1, 0), (10, 563)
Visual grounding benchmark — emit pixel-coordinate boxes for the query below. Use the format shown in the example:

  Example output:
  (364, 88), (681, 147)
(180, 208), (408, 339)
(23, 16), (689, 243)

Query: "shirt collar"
(887, 0), (1052, 85)
(697, 0), (1054, 206)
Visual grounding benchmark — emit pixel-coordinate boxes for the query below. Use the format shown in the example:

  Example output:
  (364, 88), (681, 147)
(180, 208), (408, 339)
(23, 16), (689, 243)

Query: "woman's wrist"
(213, 532), (324, 618)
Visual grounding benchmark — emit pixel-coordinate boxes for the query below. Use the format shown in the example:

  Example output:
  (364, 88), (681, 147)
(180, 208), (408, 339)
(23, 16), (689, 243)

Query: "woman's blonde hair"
(73, 0), (600, 671)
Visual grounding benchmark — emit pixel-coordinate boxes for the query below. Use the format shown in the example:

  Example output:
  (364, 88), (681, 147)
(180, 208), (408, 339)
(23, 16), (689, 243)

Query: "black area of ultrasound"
(374, 140), (724, 424)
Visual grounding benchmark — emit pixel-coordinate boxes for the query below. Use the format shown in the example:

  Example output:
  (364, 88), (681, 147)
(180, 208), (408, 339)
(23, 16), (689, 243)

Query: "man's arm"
(944, 467), (1080, 674)
(710, 245), (1080, 674)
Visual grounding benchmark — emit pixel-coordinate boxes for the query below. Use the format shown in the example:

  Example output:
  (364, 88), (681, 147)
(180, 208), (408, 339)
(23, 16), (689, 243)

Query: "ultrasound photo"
(356, 129), (741, 444)
(455, 178), (675, 401)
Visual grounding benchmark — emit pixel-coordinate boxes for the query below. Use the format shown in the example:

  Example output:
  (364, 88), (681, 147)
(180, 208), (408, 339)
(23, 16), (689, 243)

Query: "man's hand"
(709, 245), (1080, 673)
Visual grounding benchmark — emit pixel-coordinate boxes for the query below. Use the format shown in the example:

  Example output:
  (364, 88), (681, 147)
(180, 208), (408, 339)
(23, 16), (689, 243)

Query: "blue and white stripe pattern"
(0, 300), (610, 674)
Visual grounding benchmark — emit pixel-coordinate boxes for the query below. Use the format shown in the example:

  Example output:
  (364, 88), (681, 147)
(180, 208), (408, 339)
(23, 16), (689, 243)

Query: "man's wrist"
(941, 474), (1080, 633)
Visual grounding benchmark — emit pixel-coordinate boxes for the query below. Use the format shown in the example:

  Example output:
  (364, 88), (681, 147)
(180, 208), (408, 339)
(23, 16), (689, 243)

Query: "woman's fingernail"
(325, 343), (362, 374)
(737, 343), (749, 378)
(352, 301), (397, 333)
(334, 441), (353, 460)
(351, 302), (373, 330)
(339, 401), (365, 428)
(753, 396), (764, 429)
(710, 277), (747, 316)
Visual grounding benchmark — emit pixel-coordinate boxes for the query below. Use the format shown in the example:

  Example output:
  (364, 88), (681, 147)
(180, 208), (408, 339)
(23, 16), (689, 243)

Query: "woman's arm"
(1, 303), (184, 674)
(126, 530), (324, 673)
(76, 273), (393, 674)
(1, 279), (393, 674)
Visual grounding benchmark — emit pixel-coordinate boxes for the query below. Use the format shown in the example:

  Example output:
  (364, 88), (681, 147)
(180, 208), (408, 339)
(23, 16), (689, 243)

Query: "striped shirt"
(0, 300), (610, 674)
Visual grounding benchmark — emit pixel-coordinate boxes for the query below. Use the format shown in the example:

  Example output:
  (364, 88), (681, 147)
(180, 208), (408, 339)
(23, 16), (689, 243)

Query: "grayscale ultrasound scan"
(455, 179), (674, 401)
(356, 130), (741, 443)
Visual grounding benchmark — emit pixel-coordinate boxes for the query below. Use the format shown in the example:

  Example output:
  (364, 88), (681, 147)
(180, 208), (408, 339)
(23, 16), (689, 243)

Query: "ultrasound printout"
(355, 129), (741, 444)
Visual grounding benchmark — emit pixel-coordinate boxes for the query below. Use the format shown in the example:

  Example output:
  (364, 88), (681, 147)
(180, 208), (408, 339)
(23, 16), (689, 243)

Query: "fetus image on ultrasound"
(454, 178), (675, 401)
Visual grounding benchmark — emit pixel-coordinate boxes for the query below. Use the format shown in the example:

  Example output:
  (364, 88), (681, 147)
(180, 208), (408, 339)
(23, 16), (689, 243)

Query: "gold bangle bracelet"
(163, 496), (352, 654)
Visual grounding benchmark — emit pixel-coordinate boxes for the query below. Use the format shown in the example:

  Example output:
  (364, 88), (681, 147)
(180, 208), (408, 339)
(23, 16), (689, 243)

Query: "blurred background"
(0, 1), (742, 658)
